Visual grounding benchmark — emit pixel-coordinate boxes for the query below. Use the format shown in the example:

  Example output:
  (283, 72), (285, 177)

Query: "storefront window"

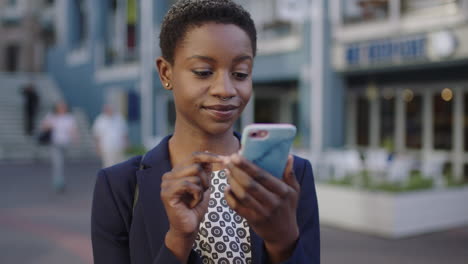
(357, 97), (370, 146)
(342, 0), (389, 24)
(380, 97), (395, 149)
(433, 91), (453, 150)
(406, 95), (422, 149)
(253, 83), (298, 126)
(401, 0), (460, 16)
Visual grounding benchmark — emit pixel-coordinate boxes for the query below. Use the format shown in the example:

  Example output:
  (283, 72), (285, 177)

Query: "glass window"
(5, 44), (19, 72)
(236, 0), (294, 39)
(401, 0), (460, 16)
(380, 97), (395, 149)
(464, 164), (468, 182)
(71, 0), (88, 48)
(253, 83), (298, 126)
(167, 100), (176, 134)
(126, 0), (138, 60)
(342, 0), (389, 24)
(464, 93), (468, 152)
(255, 98), (280, 123)
(357, 97), (370, 146)
(406, 95), (422, 149)
(433, 90), (453, 150)
(105, 0), (139, 65)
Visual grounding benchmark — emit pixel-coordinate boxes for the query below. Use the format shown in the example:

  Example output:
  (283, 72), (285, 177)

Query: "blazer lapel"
(135, 136), (172, 257)
(249, 228), (264, 264)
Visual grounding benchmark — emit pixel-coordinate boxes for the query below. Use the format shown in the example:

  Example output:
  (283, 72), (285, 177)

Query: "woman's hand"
(224, 154), (300, 264)
(161, 152), (222, 262)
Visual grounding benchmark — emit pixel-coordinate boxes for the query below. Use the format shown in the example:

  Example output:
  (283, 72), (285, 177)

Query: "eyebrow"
(187, 55), (253, 63)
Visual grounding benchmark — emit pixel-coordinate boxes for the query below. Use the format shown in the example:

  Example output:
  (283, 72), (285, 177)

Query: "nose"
(210, 71), (237, 99)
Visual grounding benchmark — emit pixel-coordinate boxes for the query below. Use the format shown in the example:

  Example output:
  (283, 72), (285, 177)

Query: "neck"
(169, 121), (239, 170)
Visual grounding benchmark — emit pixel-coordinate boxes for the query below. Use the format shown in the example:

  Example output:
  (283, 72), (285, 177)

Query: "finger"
(224, 186), (258, 222)
(161, 176), (202, 190)
(283, 155), (300, 193)
(230, 154), (289, 197)
(165, 164), (211, 190)
(226, 164), (277, 208)
(227, 172), (268, 216)
(177, 151), (223, 169)
(191, 151), (224, 164)
(163, 178), (204, 209)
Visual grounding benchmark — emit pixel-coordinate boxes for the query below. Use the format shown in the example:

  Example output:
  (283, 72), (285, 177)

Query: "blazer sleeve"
(91, 169), (132, 264)
(262, 158), (321, 264)
(91, 168), (202, 264)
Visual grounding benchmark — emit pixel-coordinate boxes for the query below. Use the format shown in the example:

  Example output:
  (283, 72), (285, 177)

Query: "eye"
(192, 70), (213, 78)
(232, 72), (249, 80)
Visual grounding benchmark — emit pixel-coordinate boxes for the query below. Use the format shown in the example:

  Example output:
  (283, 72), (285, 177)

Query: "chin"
(203, 120), (236, 136)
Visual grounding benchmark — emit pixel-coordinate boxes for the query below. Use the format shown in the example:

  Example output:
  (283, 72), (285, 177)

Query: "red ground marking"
(0, 212), (93, 264)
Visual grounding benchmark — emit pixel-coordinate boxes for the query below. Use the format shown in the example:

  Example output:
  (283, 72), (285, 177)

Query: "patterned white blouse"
(194, 170), (252, 264)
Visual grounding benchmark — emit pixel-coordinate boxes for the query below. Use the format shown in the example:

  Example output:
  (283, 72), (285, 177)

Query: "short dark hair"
(159, 0), (257, 64)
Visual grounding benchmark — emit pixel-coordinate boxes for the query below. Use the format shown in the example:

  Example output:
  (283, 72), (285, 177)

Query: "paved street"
(1, 161), (467, 264)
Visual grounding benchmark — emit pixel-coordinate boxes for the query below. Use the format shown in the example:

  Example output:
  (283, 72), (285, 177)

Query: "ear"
(156, 56), (173, 90)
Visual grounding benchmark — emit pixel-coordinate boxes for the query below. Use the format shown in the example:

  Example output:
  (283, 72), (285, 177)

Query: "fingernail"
(231, 154), (241, 163)
(220, 156), (230, 165)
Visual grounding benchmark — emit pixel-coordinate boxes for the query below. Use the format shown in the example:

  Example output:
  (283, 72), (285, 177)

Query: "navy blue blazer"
(91, 135), (320, 264)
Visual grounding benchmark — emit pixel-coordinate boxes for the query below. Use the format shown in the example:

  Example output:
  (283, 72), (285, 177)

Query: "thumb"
(283, 155), (300, 192)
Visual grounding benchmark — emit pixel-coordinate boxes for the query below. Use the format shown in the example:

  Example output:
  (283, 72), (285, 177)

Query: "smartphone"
(240, 124), (297, 179)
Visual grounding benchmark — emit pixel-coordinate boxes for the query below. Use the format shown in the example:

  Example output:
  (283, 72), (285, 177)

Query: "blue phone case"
(240, 124), (296, 178)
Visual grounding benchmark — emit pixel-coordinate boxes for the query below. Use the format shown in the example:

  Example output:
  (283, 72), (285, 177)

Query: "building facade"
(45, 0), (343, 153)
(0, 0), (54, 73)
(330, 0), (468, 180)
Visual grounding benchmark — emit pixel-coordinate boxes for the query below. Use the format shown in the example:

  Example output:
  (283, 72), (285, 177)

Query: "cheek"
(238, 83), (252, 106)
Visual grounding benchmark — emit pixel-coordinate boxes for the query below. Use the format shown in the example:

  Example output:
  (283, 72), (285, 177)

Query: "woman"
(91, 1), (320, 263)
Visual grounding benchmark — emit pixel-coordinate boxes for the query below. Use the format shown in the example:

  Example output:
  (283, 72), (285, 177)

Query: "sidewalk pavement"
(0, 161), (467, 264)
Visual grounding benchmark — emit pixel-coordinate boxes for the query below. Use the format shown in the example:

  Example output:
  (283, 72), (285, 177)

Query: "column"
(309, 0), (325, 156)
(139, 0), (154, 145)
(346, 93), (357, 147)
(369, 96), (380, 148)
(395, 90), (406, 153)
(422, 90), (433, 157)
(453, 87), (464, 181)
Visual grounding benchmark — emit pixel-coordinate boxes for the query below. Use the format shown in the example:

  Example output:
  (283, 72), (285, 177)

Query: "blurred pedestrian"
(92, 104), (128, 168)
(21, 83), (39, 136)
(40, 101), (79, 192)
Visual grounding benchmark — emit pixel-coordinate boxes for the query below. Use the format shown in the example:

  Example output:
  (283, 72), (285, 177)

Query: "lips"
(202, 104), (239, 121)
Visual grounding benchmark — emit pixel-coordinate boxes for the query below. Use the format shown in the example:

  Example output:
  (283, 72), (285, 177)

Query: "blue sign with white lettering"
(346, 36), (427, 67)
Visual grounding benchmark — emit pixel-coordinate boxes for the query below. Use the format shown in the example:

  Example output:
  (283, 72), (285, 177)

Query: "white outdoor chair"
(421, 153), (447, 187)
(387, 154), (415, 184)
(323, 149), (363, 181)
(364, 148), (390, 182)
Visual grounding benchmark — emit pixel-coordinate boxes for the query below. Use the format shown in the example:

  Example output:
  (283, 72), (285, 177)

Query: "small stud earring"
(165, 82), (170, 87)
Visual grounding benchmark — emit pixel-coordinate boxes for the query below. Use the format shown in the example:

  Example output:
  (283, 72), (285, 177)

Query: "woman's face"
(163, 23), (254, 135)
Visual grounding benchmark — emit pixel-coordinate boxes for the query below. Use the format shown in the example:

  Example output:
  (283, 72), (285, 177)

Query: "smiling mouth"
(202, 104), (239, 121)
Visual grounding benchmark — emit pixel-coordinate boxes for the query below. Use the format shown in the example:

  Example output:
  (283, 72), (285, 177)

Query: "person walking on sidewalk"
(92, 104), (128, 168)
(40, 101), (79, 192)
(21, 83), (40, 136)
